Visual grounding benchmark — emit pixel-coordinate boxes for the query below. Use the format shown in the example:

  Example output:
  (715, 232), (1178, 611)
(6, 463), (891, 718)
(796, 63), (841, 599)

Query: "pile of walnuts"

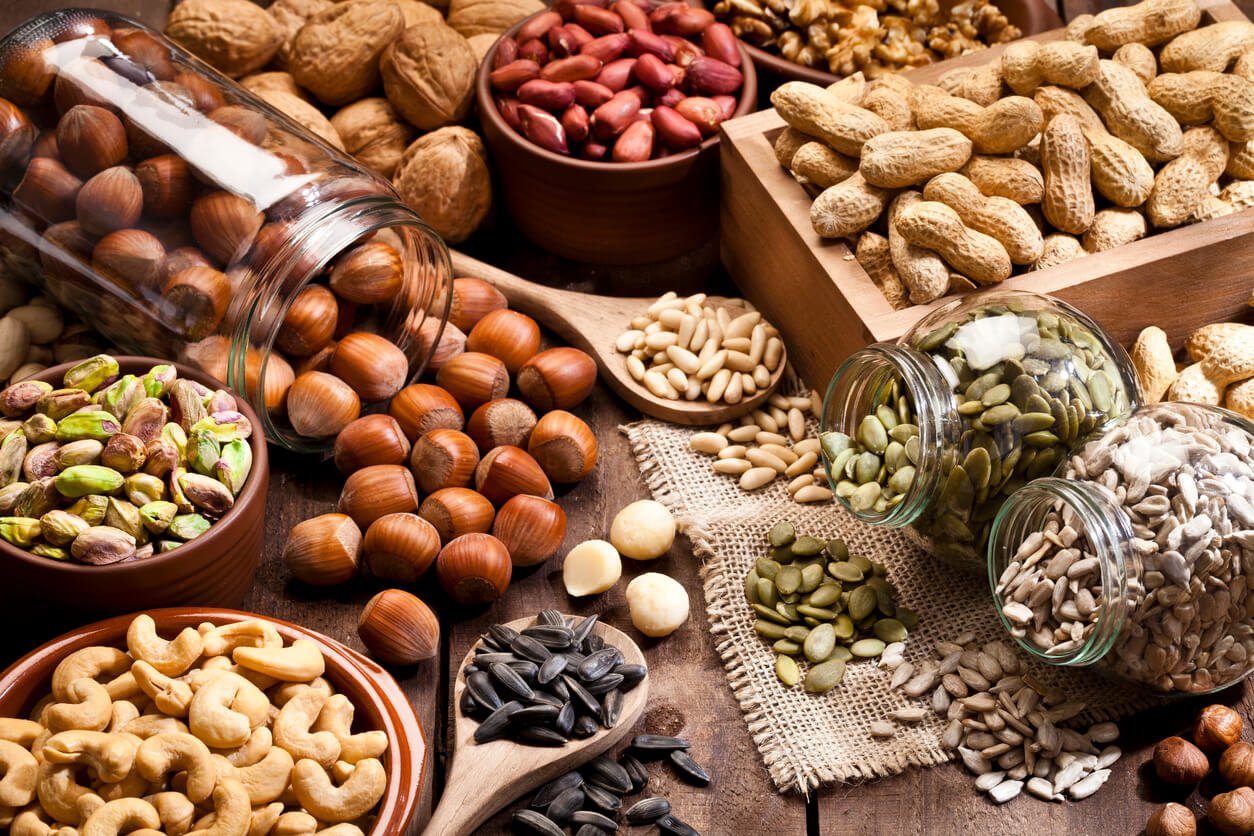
(165, 0), (540, 243)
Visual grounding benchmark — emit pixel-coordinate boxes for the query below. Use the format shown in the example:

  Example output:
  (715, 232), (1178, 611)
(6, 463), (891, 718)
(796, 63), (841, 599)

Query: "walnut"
(380, 23), (477, 130)
(330, 98), (417, 178)
(240, 71), (308, 101)
(253, 88), (345, 150)
(467, 32), (503, 62)
(287, 2), (406, 105)
(392, 127), (491, 244)
(165, 0), (284, 78)
(266, 0), (335, 66)
(446, 0), (544, 38)
(341, 0), (447, 28)
(731, 16), (773, 43)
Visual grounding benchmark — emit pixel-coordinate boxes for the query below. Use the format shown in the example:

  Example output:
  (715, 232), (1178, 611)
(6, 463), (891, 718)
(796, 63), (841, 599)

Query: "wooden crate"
(720, 0), (1254, 393)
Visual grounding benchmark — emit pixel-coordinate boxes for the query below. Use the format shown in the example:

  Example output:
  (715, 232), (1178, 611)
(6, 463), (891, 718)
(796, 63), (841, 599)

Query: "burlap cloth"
(623, 402), (1160, 795)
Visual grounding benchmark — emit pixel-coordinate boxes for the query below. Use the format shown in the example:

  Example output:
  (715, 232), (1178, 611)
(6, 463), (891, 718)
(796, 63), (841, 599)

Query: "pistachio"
(139, 500), (178, 535)
(214, 439), (252, 496)
(36, 389), (90, 421)
(167, 513), (211, 541)
(193, 411), (253, 442)
(142, 438), (180, 478)
(124, 473), (167, 507)
(162, 422), (188, 460)
(31, 543), (69, 560)
(0, 482), (27, 514)
(169, 379), (208, 431)
(39, 509), (89, 546)
(0, 516), (42, 547)
(15, 478), (58, 518)
(122, 398), (170, 443)
(55, 411), (121, 442)
(141, 364), (177, 398)
(97, 375), (143, 420)
(186, 427), (220, 476)
(168, 466), (193, 512)
(63, 354), (120, 393)
(178, 472), (234, 517)
(0, 380), (52, 416)
(67, 494), (108, 525)
(104, 497), (144, 539)
(53, 439), (104, 469)
(100, 433), (147, 474)
(0, 429), (26, 487)
(70, 525), (136, 564)
(54, 465), (125, 498)
(20, 413), (56, 445)
(206, 389), (236, 414)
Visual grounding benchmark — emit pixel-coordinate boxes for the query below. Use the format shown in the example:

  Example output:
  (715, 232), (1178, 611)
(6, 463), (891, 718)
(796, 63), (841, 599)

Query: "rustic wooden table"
(4, 0), (1254, 833)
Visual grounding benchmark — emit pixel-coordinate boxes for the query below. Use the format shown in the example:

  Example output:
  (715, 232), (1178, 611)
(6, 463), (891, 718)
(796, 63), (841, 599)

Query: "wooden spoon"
(450, 251), (786, 426)
(422, 616), (650, 836)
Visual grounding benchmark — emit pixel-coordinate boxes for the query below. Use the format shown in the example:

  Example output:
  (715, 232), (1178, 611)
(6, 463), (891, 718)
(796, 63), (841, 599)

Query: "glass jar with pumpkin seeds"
(987, 403), (1254, 694)
(818, 290), (1139, 573)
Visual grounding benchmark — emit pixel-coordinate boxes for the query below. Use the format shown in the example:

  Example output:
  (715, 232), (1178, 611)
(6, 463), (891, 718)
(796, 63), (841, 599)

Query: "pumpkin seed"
(803, 623), (836, 663)
(776, 654), (800, 685)
(767, 520), (795, 547)
(775, 565), (802, 595)
(803, 658), (846, 693)
(850, 638), (887, 658)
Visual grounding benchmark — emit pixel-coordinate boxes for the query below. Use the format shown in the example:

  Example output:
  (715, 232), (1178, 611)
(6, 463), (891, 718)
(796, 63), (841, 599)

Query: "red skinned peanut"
(548, 25), (578, 58)
(669, 37), (704, 67)
(595, 57), (637, 91)
(518, 11), (562, 44)
(581, 141), (609, 160)
(561, 104), (590, 143)
(613, 1), (651, 31)
(713, 94), (737, 120)
(613, 119), (655, 161)
(652, 105), (702, 149)
(573, 4), (625, 34)
(565, 22), (595, 46)
(490, 59), (541, 92)
(626, 29), (675, 62)
(519, 39), (549, 63)
(519, 104), (570, 154)
(652, 5), (714, 36)
(657, 87), (686, 107)
(702, 22), (740, 67)
(686, 56), (741, 94)
(574, 79), (615, 107)
(494, 36), (519, 69)
(581, 32), (630, 62)
(634, 52), (674, 92)
(497, 96), (523, 130)
(676, 96), (723, 135)
(591, 89), (641, 139)
(517, 79), (577, 110)
(541, 54), (604, 82)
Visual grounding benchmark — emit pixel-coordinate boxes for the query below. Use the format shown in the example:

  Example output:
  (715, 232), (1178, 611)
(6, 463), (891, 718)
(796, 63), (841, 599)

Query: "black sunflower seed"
(626, 796), (671, 824)
(546, 786), (585, 824)
(523, 625), (575, 648)
(549, 676), (570, 701)
(458, 688), (480, 717)
(512, 809), (564, 836)
(585, 755), (632, 794)
(490, 662), (534, 701)
(570, 810), (617, 830)
(538, 608), (565, 626)
(601, 688), (623, 728)
(563, 650), (588, 669)
(578, 648), (620, 681)
(583, 633), (606, 653)
(475, 651), (519, 664)
(584, 673), (624, 695)
(530, 691), (564, 709)
(473, 701), (522, 743)
(538, 654), (568, 684)
(555, 701), (575, 737)
(517, 725), (568, 746)
(574, 825), (607, 836)
(619, 753), (648, 792)
(658, 814), (700, 836)
(509, 704), (561, 726)
(562, 675), (602, 721)
(615, 663), (647, 691)
(669, 750), (710, 786)
(571, 614), (598, 645)
(581, 782), (622, 813)
(466, 671), (502, 711)
(463, 663), (480, 675)
(572, 714), (599, 738)
(631, 735), (690, 754)
(489, 624), (519, 647)
(507, 660), (540, 683)
(531, 771), (583, 808)
(511, 634), (553, 663)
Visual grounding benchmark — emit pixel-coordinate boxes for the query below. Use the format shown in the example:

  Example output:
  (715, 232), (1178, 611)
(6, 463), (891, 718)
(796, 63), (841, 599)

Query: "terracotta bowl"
(0, 357), (269, 617)
(731, 0), (1064, 87)
(477, 14), (758, 265)
(0, 608), (425, 835)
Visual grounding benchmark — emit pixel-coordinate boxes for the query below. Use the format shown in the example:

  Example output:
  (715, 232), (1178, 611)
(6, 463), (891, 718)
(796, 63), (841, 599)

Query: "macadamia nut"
(562, 539), (621, 597)
(610, 500), (676, 560)
(626, 572), (689, 637)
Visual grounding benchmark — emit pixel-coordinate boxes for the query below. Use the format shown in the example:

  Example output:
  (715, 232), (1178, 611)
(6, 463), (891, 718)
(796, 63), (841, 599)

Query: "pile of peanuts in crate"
(714, 0), (1021, 78)
(1130, 319), (1254, 417)
(772, 0), (1254, 310)
(0, 274), (111, 386)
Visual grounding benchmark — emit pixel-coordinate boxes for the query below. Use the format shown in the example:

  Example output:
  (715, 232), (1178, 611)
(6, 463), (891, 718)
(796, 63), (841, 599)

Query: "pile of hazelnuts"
(280, 277), (601, 666)
(1148, 704), (1254, 836)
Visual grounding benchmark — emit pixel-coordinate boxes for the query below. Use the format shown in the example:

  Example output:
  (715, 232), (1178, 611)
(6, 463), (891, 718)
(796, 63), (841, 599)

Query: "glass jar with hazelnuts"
(0, 9), (452, 450)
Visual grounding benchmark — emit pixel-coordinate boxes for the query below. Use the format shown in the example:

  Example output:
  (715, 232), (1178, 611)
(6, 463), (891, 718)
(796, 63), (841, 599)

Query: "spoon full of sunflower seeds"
(424, 612), (650, 836)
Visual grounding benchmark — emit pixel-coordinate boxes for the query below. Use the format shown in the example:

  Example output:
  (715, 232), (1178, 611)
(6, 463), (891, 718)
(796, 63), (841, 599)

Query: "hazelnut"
(283, 512), (361, 585)
(389, 383), (464, 441)
(277, 284), (338, 357)
(467, 309), (541, 374)
(0, 37), (56, 106)
(92, 229), (166, 295)
(415, 317), (466, 372)
(449, 277), (507, 332)
(13, 156), (83, 223)
(1154, 736), (1210, 785)
(492, 493), (566, 566)
(466, 398), (537, 451)
(331, 332), (411, 403)
(338, 464), (419, 528)
(136, 154), (193, 219)
(31, 131), (58, 160)
(249, 221), (324, 281)
(1147, 803), (1196, 836)
(287, 370), (361, 437)
(334, 414), (412, 475)
(363, 513), (441, 584)
(56, 105), (128, 178)
(528, 410), (598, 483)
(293, 342), (336, 377)
(1221, 741), (1254, 788)
(111, 29), (177, 81)
(160, 266), (231, 341)
(76, 166), (143, 236)
(358, 588), (440, 665)
(1210, 787), (1254, 836)
(330, 241), (404, 304)
(162, 246), (212, 286)
(54, 61), (119, 115)
(52, 14), (112, 42)
(208, 105), (269, 145)
(436, 532), (512, 605)
(410, 428), (480, 494)
(189, 191), (264, 265)
(516, 347), (597, 411)
(1196, 705), (1244, 753)
(245, 349), (295, 415)
(474, 445), (553, 506)
(40, 221), (94, 283)
(175, 71), (228, 112)
(436, 351), (510, 411)
(419, 487), (494, 544)
(0, 98), (36, 179)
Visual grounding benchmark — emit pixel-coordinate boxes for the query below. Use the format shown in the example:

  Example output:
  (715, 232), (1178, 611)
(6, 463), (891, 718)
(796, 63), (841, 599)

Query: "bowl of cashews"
(0, 607), (426, 835)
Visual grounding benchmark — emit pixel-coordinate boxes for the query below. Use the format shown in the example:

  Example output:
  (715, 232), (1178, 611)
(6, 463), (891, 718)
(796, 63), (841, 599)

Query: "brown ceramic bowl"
(477, 15), (757, 265)
(0, 607), (425, 834)
(731, 0), (1064, 87)
(0, 357), (269, 616)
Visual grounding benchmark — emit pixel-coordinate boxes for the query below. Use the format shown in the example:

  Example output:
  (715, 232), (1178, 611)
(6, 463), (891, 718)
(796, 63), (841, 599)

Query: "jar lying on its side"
(819, 290), (1139, 573)
(0, 9), (452, 451)
(989, 403), (1254, 695)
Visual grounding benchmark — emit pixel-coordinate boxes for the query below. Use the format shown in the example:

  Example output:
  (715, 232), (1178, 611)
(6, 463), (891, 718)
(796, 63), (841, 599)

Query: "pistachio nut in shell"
(100, 433), (147, 473)
(122, 398), (169, 443)
(32, 544), (69, 561)
(0, 379), (52, 416)
(143, 438), (180, 478)
(178, 471), (234, 517)
(0, 483), (25, 515)
(37, 388), (91, 421)
(99, 375), (143, 420)
(53, 439), (104, 470)
(104, 497), (144, 539)
(142, 364), (177, 398)
(125, 473), (167, 507)
(167, 513), (211, 541)
(21, 414), (56, 445)
(139, 500), (177, 535)
(0, 429), (26, 487)
(55, 410), (121, 442)
(193, 411), (252, 442)
(22, 442), (58, 481)
(187, 427), (221, 476)
(39, 509), (88, 546)
(67, 494), (108, 525)
(71, 525), (136, 564)
(55, 464), (124, 498)
(63, 353), (119, 393)
(0, 516), (41, 547)
(214, 439), (252, 496)
(15, 478), (58, 518)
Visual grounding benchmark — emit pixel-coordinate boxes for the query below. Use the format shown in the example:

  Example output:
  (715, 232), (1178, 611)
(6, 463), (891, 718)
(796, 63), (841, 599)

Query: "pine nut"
(794, 438), (821, 455)
(615, 330), (643, 353)
(696, 349), (725, 380)
(715, 423), (733, 437)
(724, 373), (743, 404)
(770, 406), (789, 427)
(756, 431), (788, 446)
(787, 396), (812, 411)
(677, 314), (696, 348)
(645, 332), (678, 351)
(725, 311), (761, 340)
(718, 444), (748, 459)
(646, 291), (679, 317)
(707, 368), (731, 402)
(643, 370), (677, 399)
(794, 485), (834, 503)
(666, 368), (688, 392)
(629, 315), (652, 330)
(769, 393), (793, 411)
(810, 390), (823, 416)
(739, 466), (777, 490)
(716, 307), (732, 332)
(689, 432), (728, 454)
(785, 451), (819, 477)
(749, 323), (767, 365)
(752, 409), (778, 433)
(753, 365), (771, 388)
(687, 292), (707, 308)
(684, 299), (703, 319)
(788, 408), (807, 441)
(741, 372), (756, 396)
(721, 337), (751, 353)
(652, 362), (674, 375)
(764, 337), (784, 371)
(666, 345), (700, 375)
(746, 448), (787, 472)
(705, 321), (722, 347)
(626, 355), (646, 381)
(727, 425), (758, 443)
(725, 350), (756, 373)
(695, 338), (719, 366)
(644, 320), (663, 335)
(684, 379), (702, 400)
(690, 319), (709, 353)
(787, 473), (815, 494)
(760, 443), (798, 464)
(713, 458), (752, 475)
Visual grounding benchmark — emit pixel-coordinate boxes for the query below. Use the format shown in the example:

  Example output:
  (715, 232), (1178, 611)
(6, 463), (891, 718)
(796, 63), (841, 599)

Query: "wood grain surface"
(2, 0), (1254, 834)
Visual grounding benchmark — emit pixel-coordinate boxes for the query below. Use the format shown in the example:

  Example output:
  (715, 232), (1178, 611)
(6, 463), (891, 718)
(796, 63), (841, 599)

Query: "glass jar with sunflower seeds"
(987, 403), (1254, 694)
(818, 290), (1140, 573)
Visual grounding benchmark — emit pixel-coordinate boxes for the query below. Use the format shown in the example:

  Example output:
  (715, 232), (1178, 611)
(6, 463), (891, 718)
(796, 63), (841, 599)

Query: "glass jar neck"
(820, 343), (957, 526)
(988, 476), (1137, 667)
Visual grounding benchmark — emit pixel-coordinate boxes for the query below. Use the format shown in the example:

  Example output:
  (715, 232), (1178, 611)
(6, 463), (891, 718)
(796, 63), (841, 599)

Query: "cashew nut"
(185, 778), (250, 836)
(12, 806), (56, 836)
(37, 762), (99, 825)
(273, 690), (340, 767)
(200, 622), (282, 658)
(42, 732), (137, 784)
(97, 768), (151, 803)
(107, 702), (140, 734)
(248, 802), (283, 836)
(143, 792), (194, 836)
(0, 740), (39, 806)
(272, 811), (318, 836)
(104, 674), (141, 703)
(44, 680), (112, 733)
(126, 615), (203, 678)
(313, 696), (387, 765)
(80, 797), (159, 836)
(270, 678), (332, 708)
(233, 640), (324, 683)
(131, 662), (193, 718)
(317, 825), (365, 836)
(0, 719), (45, 747)
(120, 716), (187, 739)
(291, 758), (386, 824)
(130, 830), (164, 836)
(212, 727), (272, 767)
(135, 733), (215, 804)
(188, 673), (269, 749)
(51, 649), (131, 703)
(234, 746), (294, 806)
